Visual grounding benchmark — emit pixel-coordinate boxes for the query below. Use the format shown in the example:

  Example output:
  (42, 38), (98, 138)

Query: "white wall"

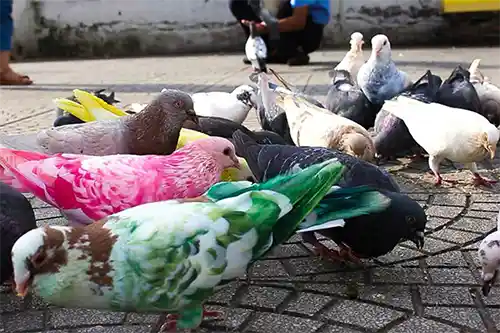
(9, 0), (489, 59)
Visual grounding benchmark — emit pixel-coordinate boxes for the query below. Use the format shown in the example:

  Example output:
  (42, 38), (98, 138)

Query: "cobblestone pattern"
(1, 49), (500, 332)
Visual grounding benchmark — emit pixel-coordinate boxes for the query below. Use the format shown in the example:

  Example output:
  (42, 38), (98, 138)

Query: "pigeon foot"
(473, 173), (498, 187)
(339, 244), (364, 266)
(159, 309), (223, 332)
(313, 243), (347, 263)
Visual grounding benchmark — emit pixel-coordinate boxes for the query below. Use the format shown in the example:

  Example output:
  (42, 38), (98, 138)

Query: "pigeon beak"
(488, 144), (496, 160)
(187, 110), (199, 125)
(15, 277), (30, 298)
(482, 270), (498, 296)
(411, 231), (425, 249)
(231, 156), (241, 170)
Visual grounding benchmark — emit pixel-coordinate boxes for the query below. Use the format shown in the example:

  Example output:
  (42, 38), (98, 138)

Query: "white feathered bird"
(334, 32), (365, 84)
(245, 22), (268, 73)
(478, 209), (500, 296)
(382, 95), (499, 187)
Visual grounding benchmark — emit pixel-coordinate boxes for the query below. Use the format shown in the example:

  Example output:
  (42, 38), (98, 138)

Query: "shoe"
(287, 53), (310, 66)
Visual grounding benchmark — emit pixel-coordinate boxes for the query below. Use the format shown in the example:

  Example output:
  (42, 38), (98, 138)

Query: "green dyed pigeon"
(11, 159), (389, 332)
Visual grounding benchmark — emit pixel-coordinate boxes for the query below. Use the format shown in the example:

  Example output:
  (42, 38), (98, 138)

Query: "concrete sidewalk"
(1, 48), (500, 333)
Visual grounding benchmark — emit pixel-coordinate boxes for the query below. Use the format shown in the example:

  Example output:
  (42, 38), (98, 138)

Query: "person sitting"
(229, 0), (331, 66)
(0, 0), (33, 85)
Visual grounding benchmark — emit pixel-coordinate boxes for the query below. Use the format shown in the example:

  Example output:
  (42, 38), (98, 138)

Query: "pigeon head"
(233, 85), (258, 108)
(478, 228), (500, 296)
(11, 226), (69, 297)
(371, 34), (391, 58)
(340, 132), (375, 162)
(140, 89), (198, 125)
(350, 32), (364, 51)
(191, 137), (241, 170)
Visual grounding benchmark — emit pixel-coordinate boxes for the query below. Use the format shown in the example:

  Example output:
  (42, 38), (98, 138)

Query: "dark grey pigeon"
(373, 70), (442, 161)
(325, 69), (382, 129)
(232, 130), (427, 264)
(436, 65), (484, 116)
(1, 182), (37, 285)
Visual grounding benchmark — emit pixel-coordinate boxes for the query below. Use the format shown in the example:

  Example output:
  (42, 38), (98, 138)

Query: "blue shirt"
(290, 0), (331, 25)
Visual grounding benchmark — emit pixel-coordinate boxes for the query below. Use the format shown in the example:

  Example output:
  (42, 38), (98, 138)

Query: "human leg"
(0, 0), (32, 85)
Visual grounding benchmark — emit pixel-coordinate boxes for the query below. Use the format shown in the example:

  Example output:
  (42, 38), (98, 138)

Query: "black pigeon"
(373, 70), (442, 161)
(183, 115), (290, 145)
(0, 182), (37, 285)
(53, 89), (120, 127)
(325, 69), (382, 129)
(436, 65), (484, 116)
(232, 130), (426, 263)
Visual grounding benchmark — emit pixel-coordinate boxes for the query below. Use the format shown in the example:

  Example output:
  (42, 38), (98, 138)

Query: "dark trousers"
(229, 0), (325, 58)
(0, 0), (13, 51)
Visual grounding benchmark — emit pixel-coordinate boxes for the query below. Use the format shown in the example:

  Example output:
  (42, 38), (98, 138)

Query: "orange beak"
(15, 279), (30, 297)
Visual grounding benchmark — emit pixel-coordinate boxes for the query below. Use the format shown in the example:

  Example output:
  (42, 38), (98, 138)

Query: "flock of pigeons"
(0, 29), (500, 332)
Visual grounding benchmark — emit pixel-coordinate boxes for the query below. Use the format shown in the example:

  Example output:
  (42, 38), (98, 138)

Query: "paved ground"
(1, 48), (500, 333)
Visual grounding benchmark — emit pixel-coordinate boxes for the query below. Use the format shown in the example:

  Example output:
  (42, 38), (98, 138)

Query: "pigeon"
(357, 34), (411, 105)
(373, 70), (442, 160)
(245, 21), (268, 73)
(381, 95), (500, 187)
(469, 59), (500, 126)
(53, 89), (121, 126)
(185, 85), (257, 124)
(253, 72), (294, 144)
(334, 32), (365, 82)
(325, 69), (381, 130)
(478, 209), (500, 296)
(0, 137), (241, 226)
(274, 90), (376, 161)
(10, 159), (389, 332)
(0, 182), (36, 285)
(183, 115), (289, 145)
(436, 65), (484, 116)
(36, 89), (198, 156)
(232, 130), (426, 263)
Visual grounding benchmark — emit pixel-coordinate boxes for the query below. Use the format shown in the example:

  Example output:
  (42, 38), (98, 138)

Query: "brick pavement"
(1, 48), (500, 332)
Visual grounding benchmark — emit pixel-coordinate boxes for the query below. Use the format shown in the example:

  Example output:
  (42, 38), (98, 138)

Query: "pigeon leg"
(465, 162), (498, 187)
(338, 244), (364, 266)
(428, 155), (454, 186)
(159, 308), (222, 332)
(301, 232), (347, 263)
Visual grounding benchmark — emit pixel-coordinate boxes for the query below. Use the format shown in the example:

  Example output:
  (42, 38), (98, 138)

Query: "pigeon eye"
(383, 41), (387, 46)
(173, 100), (184, 109)
(405, 216), (416, 225)
(223, 147), (231, 156)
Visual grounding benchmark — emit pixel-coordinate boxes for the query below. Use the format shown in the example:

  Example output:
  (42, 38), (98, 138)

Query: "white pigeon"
(469, 58), (500, 127)
(245, 22), (268, 73)
(382, 95), (500, 187)
(190, 85), (258, 124)
(274, 91), (376, 162)
(478, 209), (500, 296)
(334, 32), (365, 84)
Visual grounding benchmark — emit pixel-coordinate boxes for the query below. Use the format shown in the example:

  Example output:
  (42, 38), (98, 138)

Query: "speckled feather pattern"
(0, 144), (227, 225)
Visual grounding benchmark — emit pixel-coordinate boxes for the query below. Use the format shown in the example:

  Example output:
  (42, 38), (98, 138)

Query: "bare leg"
(464, 162), (498, 187)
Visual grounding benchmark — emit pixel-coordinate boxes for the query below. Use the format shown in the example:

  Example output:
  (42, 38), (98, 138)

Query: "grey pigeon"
(357, 34), (411, 105)
(1, 181), (36, 285)
(436, 65), (484, 117)
(469, 59), (500, 127)
(35, 89), (198, 156)
(245, 22), (268, 73)
(325, 69), (382, 129)
(374, 70), (442, 161)
(232, 130), (426, 264)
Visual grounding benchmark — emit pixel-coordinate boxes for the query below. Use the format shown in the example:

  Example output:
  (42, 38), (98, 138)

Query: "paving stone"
(49, 308), (125, 328)
(469, 203), (500, 212)
(321, 300), (404, 330)
(246, 313), (322, 333)
(388, 317), (460, 333)
(284, 293), (332, 316)
(357, 285), (414, 311)
(430, 229), (481, 245)
(285, 257), (339, 276)
(208, 281), (243, 305)
(372, 267), (426, 284)
(375, 245), (424, 264)
(463, 210), (498, 220)
(425, 206), (464, 219)
(417, 237), (456, 254)
(432, 194), (467, 206)
(204, 305), (253, 330)
(29, 197), (52, 208)
(238, 286), (290, 310)
(318, 325), (364, 333)
(249, 260), (290, 278)
(424, 307), (485, 331)
(425, 217), (450, 231)
(1, 310), (45, 332)
(125, 312), (160, 324)
(419, 286), (475, 305)
(0, 291), (24, 313)
(428, 268), (477, 284)
(72, 326), (152, 333)
(37, 216), (69, 228)
(451, 217), (498, 234)
(268, 244), (310, 258)
(406, 193), (430, 201)
(471, 194), (500, 203)
(425, 251), (468, 267)
(487, 308), (500, 331)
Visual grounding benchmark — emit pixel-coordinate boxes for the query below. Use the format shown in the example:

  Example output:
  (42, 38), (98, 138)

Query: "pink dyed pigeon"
(0, 137), (240, 226)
